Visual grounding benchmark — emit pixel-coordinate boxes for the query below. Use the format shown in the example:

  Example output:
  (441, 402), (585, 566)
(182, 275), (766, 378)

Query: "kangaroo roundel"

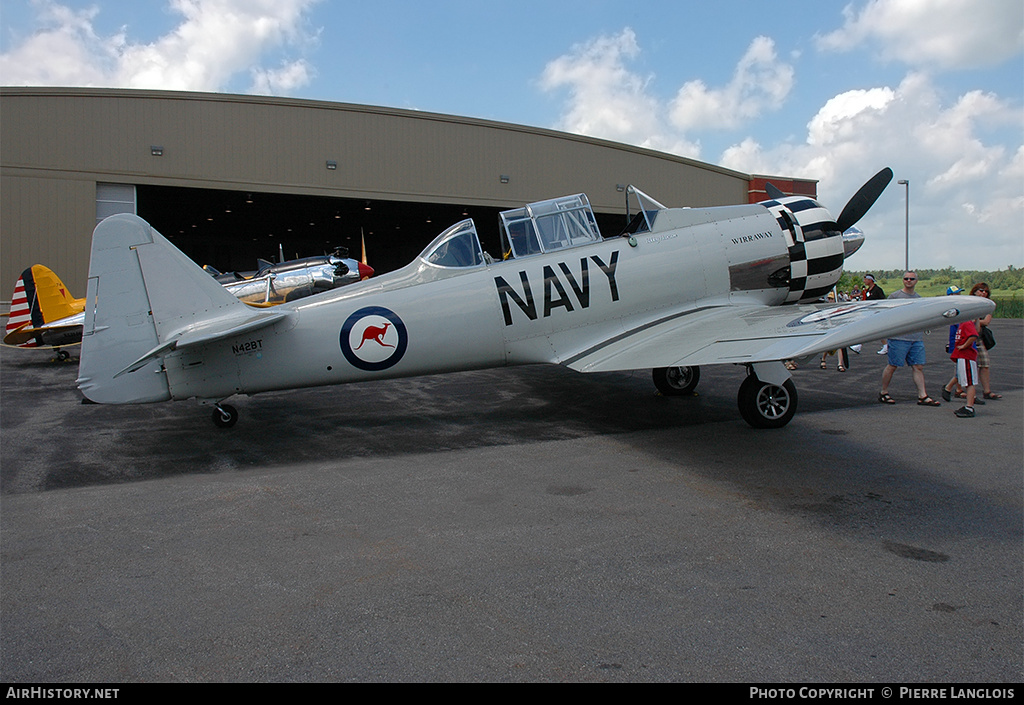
(340, 306), (408, 371)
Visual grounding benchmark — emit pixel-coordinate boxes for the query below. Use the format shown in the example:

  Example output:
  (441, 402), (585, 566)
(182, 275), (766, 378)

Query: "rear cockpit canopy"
(500, 194), (603, 259)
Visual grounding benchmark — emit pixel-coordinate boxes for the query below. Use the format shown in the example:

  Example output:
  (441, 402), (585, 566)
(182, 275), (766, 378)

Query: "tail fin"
(4, 265), (84, 346)
(5, 269), (37, 345)
(78, 214), (248, 404)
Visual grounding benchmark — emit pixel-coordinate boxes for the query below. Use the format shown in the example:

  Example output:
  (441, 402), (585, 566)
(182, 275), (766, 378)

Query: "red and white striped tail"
(5, 276), (37, 347)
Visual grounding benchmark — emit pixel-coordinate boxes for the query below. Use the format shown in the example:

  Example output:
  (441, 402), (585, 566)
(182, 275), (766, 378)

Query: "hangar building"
(0, 87), (815, 299)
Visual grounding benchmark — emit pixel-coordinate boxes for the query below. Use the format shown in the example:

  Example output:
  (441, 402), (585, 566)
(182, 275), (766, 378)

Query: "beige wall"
(1, 173), (95, 299)
(1, 87), (751, 296)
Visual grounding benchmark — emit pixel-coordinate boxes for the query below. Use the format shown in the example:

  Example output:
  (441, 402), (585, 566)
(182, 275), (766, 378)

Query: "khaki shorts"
(977, 337), (990, 367)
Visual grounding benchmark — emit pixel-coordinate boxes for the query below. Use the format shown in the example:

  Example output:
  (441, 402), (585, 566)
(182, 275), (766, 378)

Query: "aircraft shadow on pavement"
(1, 320), (1020, 499)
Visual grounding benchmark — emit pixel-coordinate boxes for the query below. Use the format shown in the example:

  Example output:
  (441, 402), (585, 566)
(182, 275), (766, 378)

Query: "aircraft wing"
(564, 296), (995, 373)
(3, 315), (83, 346)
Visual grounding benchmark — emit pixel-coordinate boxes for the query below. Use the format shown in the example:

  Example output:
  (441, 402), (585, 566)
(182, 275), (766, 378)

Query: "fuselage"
(159, 193), (845, 402)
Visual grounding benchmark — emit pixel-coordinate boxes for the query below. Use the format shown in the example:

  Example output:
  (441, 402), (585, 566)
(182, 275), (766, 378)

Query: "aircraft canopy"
(500, 194), (602, 259)
(421, 219), (488, 268)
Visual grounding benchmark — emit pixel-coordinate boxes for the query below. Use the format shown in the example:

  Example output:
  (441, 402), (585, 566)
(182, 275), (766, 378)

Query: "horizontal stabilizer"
(3, 321), (83, 347)
(114, 309), (289, 377)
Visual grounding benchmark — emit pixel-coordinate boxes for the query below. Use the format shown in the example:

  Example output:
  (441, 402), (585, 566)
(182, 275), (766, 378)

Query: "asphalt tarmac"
(1, 320), (1021, 682)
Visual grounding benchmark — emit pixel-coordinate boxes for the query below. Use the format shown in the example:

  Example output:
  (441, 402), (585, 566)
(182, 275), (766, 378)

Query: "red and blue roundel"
(340, 306), (408, 371)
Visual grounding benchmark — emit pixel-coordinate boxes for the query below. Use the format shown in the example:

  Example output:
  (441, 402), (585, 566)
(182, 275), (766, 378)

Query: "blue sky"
(2, 0), (1022, 271)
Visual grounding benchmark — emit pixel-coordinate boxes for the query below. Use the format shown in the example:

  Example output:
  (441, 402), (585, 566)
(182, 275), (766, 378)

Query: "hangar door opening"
(135, 185), (633, 276)
(135, 185), (510, 276)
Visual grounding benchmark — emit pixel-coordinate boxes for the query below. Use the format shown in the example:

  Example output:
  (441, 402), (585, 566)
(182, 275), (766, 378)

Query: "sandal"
(820, 360), (827, 369)
(785, 361), (797, 371)
(878, 392), (895, 404)
(917, 396), (941, 406)
(837, 365), (846, 372)
(983, 392), (1002, 400)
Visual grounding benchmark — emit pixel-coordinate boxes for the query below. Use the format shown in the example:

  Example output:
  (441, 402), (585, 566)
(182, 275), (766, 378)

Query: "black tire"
(212, 404), (238, 428)
(737, 375), (798, 429)
(652, 366), (700, 396)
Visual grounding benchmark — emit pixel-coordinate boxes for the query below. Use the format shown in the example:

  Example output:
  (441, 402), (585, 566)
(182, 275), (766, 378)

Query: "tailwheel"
(652, 365), (700, 396)
(737, 374), (797, 429)
(212, 403), (238, 428)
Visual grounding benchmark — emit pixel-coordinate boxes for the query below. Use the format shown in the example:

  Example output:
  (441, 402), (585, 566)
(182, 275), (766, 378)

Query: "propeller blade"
(836, 167), (893, 232)
(764, 182), (787, 200)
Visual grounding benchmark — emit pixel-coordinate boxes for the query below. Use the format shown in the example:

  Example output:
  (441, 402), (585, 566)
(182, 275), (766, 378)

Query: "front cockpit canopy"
(421, 219), (488, 268)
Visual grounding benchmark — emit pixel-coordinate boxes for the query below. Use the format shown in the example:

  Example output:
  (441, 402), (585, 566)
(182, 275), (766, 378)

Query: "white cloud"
(816, 0), (1024, 69)
(719, 73), (1024, 271)
(0, 2), (111, 85)
(538, 28), (699, 156)
(540, 30), (794, 160)
(669, 36), (794, 132)
(806, 87), (895, 147)
(0, 0), (320, 94)
(250, 59), (313, 95)
(538, 23), (1021, 269)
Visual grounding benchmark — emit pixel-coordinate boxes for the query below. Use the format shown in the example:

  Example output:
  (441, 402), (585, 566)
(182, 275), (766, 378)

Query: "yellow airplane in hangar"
(75, 168), (994, 428)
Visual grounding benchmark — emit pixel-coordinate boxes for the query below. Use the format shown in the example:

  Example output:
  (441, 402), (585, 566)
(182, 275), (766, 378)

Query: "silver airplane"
(76, 168), (994, 428)
(204, 252), (374, 306)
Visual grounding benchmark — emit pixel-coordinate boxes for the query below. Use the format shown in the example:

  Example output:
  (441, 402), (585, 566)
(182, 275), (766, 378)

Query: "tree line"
(841, 267), (1022, 317)
(843, 266), (1024, 293)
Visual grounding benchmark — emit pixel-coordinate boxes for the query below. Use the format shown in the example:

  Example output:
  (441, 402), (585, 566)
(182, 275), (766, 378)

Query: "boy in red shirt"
(943, 319), (980, 418)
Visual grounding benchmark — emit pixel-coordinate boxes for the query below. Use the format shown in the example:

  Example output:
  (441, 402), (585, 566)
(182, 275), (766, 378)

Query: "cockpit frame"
(621, 185), (667, 236)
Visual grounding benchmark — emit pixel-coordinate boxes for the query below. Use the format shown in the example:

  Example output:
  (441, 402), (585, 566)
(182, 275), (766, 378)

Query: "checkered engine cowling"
(761, 197), (845, 303)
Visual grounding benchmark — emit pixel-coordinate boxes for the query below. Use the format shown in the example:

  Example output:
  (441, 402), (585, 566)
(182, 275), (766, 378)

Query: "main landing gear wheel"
(737, 374), (798, 429)
(652, 366), (700, 396)
(212, 403), (238, 428)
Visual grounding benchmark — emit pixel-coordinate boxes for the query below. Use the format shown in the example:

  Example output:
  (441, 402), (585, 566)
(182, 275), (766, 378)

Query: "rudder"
(29, 265), (85, 323)
(78, 214), (247, 404)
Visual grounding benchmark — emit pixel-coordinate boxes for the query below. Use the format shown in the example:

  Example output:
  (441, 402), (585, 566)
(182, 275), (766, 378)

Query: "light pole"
(897, 179), (909, 270)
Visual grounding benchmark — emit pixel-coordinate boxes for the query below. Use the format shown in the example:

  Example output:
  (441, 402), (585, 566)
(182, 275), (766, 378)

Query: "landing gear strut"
(212, 403), (238, 428)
